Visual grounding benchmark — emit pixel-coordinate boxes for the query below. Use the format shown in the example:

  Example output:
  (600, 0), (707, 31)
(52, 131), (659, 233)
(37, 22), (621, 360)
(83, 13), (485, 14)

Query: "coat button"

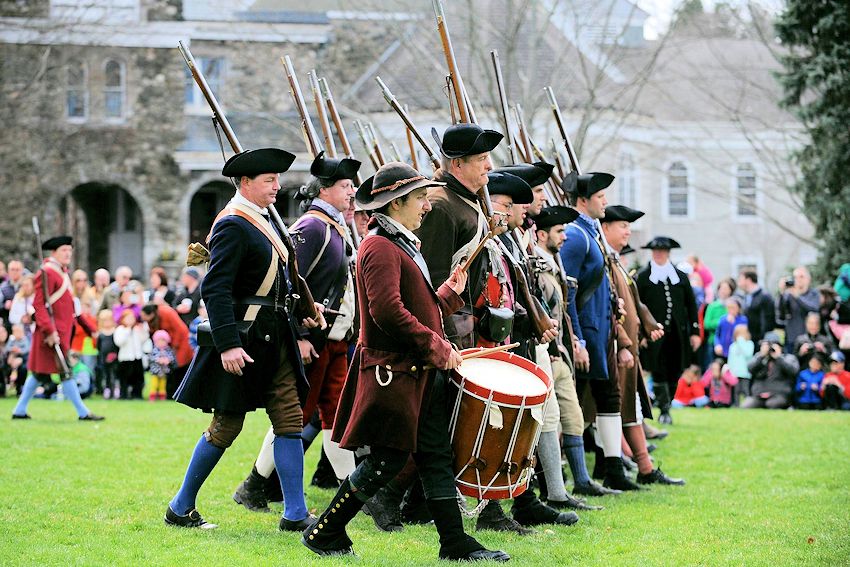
(264, 335), (271, 342)
(386, 364), (392, 369)
(410, 366), (417, 372)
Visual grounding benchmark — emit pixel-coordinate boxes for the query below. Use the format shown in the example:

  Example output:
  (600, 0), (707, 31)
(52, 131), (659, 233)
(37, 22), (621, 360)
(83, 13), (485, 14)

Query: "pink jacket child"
(701, 359), (739, 407)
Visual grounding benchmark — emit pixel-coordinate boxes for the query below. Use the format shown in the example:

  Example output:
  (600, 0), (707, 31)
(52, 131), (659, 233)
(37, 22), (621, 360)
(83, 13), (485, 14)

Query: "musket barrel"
(309, 70), (337, 158)
(376, 76), (441, 169)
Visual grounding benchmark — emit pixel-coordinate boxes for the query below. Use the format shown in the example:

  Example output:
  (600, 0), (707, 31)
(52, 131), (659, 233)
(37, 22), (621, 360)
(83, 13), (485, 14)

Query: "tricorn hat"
(601, 205), (645, 223)
(42, 236), (72, 250)
(431, 123), (503, 159)
(495, 161), (555, 188)
(532, 206), (580, 230)
(620, 244), (636, 256)
(310, 150), (361, 183)
(221, 148), (296, 178)
(562, 170), (615, 199)
(642, 236), (681, 250)
(355, 161), (444, 211)
(487, 172), (533, 204)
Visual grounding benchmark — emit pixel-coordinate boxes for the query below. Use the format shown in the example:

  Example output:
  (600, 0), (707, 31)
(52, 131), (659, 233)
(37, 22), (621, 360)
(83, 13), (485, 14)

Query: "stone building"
(0, 0), (814, 288)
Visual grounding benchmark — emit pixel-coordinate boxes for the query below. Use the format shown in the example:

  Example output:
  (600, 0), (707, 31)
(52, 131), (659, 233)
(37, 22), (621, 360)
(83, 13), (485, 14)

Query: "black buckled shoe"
(233, 466), (272, 513)
(441, 547), (511, 562)
(547, 493), (604, 511)
(475, 501), (534, 535)
(637, 468), (685, 486)
(280, 513), (317, 532)
(364, 487), (404, 532)
(573, 480), (622, 497)
(11, 414), (31, 420)
(164, 506), (218, 529)
(512, 498), (579, 527)
(79, 414), (105, 421)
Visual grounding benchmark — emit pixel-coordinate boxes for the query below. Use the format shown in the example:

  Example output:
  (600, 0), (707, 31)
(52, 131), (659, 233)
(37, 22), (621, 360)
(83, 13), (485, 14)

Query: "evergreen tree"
(776, 2), (850, 280)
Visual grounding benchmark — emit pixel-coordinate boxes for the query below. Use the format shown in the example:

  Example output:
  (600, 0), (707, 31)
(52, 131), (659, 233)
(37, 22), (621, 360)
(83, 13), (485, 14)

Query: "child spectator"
(821, 351), (850, 410)
(727, 324), (754, 403)
(68, 351), (93, 399)
(4, 323), (30, 396)
(148, 329), (175, 401)
(701, 359), (738, 407)
(188, 299), (206, 353)
(714, 296), (747, 359)
(795, 355), (825, 410)
(112, 283), (143, 324)
(113, 309), (148, 399)
(96, 309), (119, 399)
(672, 365), (709, 408)
(702, 278), (735, 369)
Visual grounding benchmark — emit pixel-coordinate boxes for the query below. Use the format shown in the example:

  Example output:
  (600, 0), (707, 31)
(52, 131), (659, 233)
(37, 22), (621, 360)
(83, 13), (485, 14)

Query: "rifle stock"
(319, 77), (363, 186)
(434, 0), (469, 123)
(309, 70), (336, 158)
(282, 55), (322, 159)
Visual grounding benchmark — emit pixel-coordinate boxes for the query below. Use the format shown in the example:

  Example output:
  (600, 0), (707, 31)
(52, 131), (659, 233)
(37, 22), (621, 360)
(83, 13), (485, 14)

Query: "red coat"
(148, 304), (193, 367)
(332, 229), (463, 453)
(28, 259), (74, 374)
(673, 377), (708, 405)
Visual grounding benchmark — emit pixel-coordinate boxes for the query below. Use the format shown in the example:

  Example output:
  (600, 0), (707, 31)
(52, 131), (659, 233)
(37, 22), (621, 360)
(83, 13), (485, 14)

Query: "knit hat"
(152, 329), (171, 344)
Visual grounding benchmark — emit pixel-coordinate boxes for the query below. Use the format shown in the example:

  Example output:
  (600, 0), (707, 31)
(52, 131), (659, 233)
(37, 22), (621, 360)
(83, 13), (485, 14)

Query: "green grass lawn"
(2, 398), (849, 566)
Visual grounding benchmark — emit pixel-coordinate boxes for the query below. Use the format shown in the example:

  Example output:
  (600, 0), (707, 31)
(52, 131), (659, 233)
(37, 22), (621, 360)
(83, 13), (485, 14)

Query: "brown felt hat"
(355, 161), (444, 211)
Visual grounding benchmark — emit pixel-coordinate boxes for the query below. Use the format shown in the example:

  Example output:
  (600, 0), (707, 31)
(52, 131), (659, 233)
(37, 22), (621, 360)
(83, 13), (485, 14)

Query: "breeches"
(552, 358), (584, 436)
(349, 370), (456, 501)
(205, 351), (302, 448)
(577, 375), (621, 415)
(301, 339), (349, 429)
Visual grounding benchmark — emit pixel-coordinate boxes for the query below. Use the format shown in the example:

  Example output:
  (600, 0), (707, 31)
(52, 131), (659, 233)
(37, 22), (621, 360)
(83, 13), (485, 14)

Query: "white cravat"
(649, 260), (680, 285)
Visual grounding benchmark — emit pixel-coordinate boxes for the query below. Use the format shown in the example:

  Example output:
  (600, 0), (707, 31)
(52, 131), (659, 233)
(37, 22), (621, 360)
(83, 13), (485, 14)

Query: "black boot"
(511, 491), (579, 527)
(400, 477), (433, 524)
(233, 465), (271, 513)
(591, 445), (606, 480)
(637, 468), (685, 486)
(264, 469), (283, 504)
(301, 478), (361, 557)
(475, 500), (534, 535)
(602, 457), (641, 491)
(364, 485), (404, 532)
(311, 446), (339, 489)
(654, 382), (673, 425)
(428, 498), (509, 562)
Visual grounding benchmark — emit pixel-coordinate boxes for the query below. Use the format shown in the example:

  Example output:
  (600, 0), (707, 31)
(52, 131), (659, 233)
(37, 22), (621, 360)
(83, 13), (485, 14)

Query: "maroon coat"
(332, 228), (464, 453)
(28, 259), (75, 374)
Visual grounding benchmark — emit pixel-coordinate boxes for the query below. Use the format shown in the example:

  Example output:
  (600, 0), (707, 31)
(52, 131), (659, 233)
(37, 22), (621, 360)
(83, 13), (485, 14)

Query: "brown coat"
(332, 227), (464, 453)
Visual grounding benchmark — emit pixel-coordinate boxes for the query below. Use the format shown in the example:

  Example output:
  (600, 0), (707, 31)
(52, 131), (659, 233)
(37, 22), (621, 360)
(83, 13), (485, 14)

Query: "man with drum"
(600, 206), (685, 486)
(303, 162), (509, 562)
(560, 171), (638, 493)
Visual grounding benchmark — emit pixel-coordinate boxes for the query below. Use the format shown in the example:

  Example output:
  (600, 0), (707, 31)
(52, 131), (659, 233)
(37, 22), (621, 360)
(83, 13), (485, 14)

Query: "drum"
(448, 349), (552, 500)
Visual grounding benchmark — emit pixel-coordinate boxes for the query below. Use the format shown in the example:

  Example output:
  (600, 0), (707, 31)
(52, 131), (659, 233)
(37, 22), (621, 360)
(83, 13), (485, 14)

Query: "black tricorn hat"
(562, 170), (615, 199)
(487, 172), (533, 204)
(42, 236), (73, 250)
(601, 205), (645, 223)
(431, 123), (503, 159)
(310, 150), (361, 183)
(642, 236), (681, 250)
(620, 244), (636, 256)
(532, 205), (580, 230)
(221, 148), (296, 178)
(355, 161), (444, 211)
(495, 161), (555, 188)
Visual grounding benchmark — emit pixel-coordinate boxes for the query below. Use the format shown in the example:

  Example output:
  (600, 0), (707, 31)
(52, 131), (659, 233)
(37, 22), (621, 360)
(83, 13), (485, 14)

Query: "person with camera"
(777, 267), (819, 353)
(736, 270), (775, 344)
(741, 331), (799, 409)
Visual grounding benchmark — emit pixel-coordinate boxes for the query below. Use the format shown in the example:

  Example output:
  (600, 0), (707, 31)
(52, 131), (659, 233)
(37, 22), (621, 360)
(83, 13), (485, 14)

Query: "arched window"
(66, 60), (88, 120)
(666, 161), (689, 217)
(617, 151), (637, 208)
(736, 163), (757, 216)
(104, 59), (125, 119)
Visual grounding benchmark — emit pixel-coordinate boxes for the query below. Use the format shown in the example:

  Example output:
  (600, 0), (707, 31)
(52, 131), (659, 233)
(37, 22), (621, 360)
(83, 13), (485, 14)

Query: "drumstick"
(461, 342), (520, 360)
(460, 230), (495, 273)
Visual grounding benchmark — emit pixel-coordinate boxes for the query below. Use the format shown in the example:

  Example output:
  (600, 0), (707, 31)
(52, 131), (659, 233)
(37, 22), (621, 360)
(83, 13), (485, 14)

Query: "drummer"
(302, 162), (509, 562)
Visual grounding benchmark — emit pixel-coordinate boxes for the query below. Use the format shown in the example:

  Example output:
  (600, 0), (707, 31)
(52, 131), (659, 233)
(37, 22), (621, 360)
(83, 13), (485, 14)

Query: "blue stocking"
(169, 435), (225, 515)
(274, 434), (308, 521)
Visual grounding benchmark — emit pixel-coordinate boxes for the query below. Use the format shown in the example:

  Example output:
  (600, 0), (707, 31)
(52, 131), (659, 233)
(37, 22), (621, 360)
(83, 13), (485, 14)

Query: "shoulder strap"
(207, 204), (289, 264)
(303, 210), (350, 243)
(43, 263), (71, 306)
(573, 223), (592, 255)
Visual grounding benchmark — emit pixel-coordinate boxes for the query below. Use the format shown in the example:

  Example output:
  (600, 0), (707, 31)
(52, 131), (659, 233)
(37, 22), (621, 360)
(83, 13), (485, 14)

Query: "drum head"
(453, 350), (551, 406)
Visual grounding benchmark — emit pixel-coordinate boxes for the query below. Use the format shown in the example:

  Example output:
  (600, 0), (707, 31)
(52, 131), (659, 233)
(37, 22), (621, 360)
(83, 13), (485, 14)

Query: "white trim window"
(665, 161), (691, 218)
(617, 151), (638, 209)
(185, 56), (224, 112)
(104, 59), (126, 120)
(735, 163), (758, 218)
(66, 59), (88, 121)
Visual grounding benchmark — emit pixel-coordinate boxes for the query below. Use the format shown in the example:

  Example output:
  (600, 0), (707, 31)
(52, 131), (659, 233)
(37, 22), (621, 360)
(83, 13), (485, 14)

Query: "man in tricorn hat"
(165, 147), (324, 532)
(636, 236), (701, 425)
(232, 151), (361, 512)
(601, 207), (684, 486)
(303, 162), (509, 562)
(559, 170), (636, 493)
(12, 236), (103, 421)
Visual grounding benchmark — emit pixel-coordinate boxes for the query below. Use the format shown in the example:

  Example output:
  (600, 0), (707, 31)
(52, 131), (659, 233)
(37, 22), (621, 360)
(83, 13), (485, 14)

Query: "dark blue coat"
(174, 214), (308, 413)
(560, 216), (611, 380)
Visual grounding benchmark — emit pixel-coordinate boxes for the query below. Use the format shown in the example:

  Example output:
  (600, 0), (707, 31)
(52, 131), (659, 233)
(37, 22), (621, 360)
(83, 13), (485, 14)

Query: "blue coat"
(796, 369), (823, 405)
(559, 216), (611, 380)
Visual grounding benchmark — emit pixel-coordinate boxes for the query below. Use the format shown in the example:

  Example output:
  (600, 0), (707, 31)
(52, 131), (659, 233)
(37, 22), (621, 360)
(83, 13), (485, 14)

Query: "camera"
(784, 276), (794, 288)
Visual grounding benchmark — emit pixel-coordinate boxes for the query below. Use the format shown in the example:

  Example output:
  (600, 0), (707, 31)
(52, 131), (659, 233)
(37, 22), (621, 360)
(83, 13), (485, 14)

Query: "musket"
(282, 55), (323, 159)
(551, 138), (566, 180)
(179, 42), (319, 320)
(490, 50), (518, 164)
(545, 86), (581, 175)
(529, 137), (565, 205)
(389, 141), (404, 163)
(434, 0), (469, 123)
(445, 76), (458, 124)
(31, 216), (71, 380)
(366, 122), (387, 166)
(376, 76), (441, 170)
(319, 77), (363, 186)
(403, 104), (419, 170)
(309, 70), (337, 158)
(513, 104), (559, 206)
(354, 120), (380, 169)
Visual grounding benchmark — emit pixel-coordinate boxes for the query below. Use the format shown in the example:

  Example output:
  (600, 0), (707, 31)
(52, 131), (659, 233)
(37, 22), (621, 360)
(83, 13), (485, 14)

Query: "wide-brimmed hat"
(431, 124), (503, 159)
(42, 236), (73, 250)
(601, 205), (645, 223)
(310, 150), (361, 183)
(487, 172), (533, 204)
(532, 205), (580, 230)
(562, 170), (615, 199)
(643, 236), (681, 250)
(222, 148), (296, 178)
(495, 161), (555, 188)
(355, 161), (444, 211)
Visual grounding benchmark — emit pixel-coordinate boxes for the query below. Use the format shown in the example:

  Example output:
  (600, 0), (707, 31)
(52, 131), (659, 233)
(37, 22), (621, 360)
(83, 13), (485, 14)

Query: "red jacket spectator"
(674, 374), (707, 405)
(141, 303), (192, 367)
